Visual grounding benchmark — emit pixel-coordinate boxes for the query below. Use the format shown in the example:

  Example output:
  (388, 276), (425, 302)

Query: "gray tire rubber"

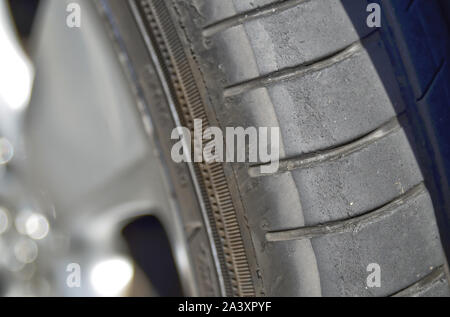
(100, 0), (450, 296)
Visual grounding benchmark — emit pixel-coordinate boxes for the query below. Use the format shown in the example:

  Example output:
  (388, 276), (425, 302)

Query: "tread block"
(260, 240), (321, 296)
(292, 126), (423, 225)
(189, 0), (279, 27)
(311, 191), (447, 296)
(267, 33), (405, 157)
(241, 0), (372, 77)
(204, 0), (372, 84)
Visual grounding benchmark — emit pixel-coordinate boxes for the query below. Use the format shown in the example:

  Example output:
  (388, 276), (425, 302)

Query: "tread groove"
(265, 182), (427, 242)
(223, 31), (378, 97)
(249, 115), (402, 177)
(202, 0), (311, 37)
(391, 266), (447, 297)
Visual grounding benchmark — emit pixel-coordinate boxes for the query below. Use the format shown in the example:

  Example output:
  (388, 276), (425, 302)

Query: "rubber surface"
(101, 0), (450, 296)
(169, 0), (450, 296)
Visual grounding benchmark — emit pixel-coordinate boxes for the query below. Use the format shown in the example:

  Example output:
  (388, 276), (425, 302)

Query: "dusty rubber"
(99, 0), (450, 296)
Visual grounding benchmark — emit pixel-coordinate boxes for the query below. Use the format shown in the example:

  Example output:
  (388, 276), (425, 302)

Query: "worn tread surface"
(104, 0), (450, 296)
(166, 0), (450, 296)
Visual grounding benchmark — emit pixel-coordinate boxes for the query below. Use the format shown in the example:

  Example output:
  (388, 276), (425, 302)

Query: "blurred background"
(0, 0), (186, 297)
